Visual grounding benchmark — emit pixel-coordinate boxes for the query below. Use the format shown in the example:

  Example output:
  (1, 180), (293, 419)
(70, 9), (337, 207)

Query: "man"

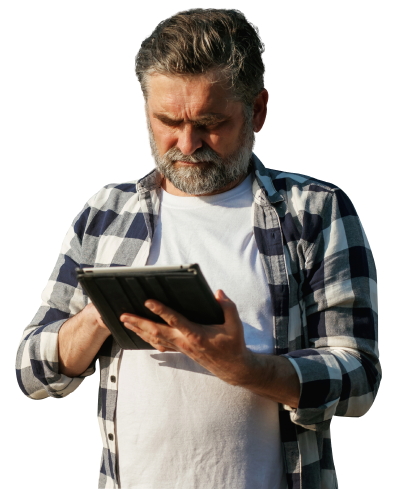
(16, 8), (380, 489)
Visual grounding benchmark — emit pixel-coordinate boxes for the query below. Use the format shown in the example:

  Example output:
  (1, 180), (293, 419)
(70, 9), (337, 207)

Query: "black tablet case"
(76, 264), (224, 350)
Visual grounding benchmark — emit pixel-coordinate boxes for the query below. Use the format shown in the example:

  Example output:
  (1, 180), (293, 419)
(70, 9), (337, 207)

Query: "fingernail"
(145, 301), (155, 311)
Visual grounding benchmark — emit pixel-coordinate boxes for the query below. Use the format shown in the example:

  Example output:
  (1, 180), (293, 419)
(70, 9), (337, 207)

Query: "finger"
(120, 313), (142, 322)
(124, 318), (178, 351)
(144, 300), (195, 334)
(214, 289), (239, 322)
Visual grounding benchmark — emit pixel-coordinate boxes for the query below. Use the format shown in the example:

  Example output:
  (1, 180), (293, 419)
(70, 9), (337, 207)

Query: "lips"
(176, 160), (208, 165)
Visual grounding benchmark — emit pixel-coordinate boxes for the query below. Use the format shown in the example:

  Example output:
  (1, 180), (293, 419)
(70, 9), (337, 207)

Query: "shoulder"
(266, 167), (338, 195)
(87, 181), (139, 209)
(72, 180), (141, 242)
(264, 167), (359, 233)
(265, 167), (355, 217)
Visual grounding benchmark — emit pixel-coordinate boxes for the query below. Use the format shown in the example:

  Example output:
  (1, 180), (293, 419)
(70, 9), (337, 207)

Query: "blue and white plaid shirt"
(16, 154), (380, 488)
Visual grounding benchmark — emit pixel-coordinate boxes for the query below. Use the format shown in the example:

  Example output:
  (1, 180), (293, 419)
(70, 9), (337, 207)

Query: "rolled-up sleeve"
(282, 188), (381, 430)
(16, 203), (95, 399)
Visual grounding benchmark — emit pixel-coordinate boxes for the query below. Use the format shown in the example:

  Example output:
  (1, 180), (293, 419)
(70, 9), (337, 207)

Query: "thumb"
(215, 289), (238, 322)
(215, 289), (231, 301)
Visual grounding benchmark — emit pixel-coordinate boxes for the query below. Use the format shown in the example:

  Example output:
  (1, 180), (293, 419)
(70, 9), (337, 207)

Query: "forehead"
(147, 72), (241, 117)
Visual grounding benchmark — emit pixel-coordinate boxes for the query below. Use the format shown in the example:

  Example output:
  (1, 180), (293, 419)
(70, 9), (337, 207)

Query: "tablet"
(76, 264), (225, 350)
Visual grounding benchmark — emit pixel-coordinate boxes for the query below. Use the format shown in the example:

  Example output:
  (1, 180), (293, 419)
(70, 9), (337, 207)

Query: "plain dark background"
(2, 1), (392, 487)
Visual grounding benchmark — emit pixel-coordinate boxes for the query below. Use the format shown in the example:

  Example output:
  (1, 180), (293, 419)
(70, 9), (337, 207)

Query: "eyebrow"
(153, 112), (229, 126)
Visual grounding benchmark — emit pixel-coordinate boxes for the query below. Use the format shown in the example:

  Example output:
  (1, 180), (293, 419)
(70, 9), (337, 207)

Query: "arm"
(225, 190), (381, 431)
(58, 303), (110, 377)
(15, 202), (100, 399)
(280, 188), (380, 430)
(233, 351), (300, 408)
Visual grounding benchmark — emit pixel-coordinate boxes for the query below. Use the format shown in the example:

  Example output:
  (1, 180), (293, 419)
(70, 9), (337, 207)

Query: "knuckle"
(167, 314), (179, 327)
(188, 332), (203, 346)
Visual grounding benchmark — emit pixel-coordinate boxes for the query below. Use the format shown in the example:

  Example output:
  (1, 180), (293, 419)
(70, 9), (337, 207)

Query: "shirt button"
(108, 434), (114, 441)
(110, 376), (116, 383)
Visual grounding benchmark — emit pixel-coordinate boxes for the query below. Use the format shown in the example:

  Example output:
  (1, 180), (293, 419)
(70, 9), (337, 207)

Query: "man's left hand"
(120, 289), (251, 386)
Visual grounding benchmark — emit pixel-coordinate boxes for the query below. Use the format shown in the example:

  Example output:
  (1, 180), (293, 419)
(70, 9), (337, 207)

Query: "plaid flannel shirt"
(16, 154), (380, 489)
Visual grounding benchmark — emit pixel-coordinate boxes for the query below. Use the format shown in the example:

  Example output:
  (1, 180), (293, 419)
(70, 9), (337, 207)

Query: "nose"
(176, 123), (203, 155)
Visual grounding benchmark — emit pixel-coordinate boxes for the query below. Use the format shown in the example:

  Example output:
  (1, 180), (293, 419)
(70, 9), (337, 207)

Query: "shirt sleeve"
(282, 188), (381, 431)
(15, 202), (96, 399)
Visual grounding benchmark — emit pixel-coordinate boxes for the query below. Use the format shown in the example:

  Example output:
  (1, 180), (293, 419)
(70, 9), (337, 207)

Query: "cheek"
(205, 133), (222, 150)
(205, 115), (245, 154)
(152, 124), (177, 156)
(206, 127), (241, 155)
(160, 134), (177, 154)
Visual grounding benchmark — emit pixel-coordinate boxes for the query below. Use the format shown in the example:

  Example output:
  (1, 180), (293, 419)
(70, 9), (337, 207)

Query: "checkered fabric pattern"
(16, 154), (380, 489)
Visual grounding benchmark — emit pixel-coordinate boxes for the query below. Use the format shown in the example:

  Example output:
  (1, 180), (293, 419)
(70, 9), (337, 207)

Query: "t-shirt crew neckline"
(160, 173), (253, 209)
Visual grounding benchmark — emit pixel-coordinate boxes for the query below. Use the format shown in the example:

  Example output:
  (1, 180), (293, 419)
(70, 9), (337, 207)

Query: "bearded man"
(16, 8), (380, 489)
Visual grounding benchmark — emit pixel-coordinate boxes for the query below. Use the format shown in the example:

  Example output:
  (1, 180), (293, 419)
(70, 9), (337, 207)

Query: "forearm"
(58, 304), (111, 377)
(232, 351), (300, 408)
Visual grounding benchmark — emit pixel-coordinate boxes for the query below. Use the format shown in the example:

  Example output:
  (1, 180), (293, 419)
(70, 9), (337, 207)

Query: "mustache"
(163, 146), (223, 165)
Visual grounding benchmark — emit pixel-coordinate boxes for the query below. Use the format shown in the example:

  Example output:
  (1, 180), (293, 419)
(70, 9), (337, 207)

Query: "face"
(146, 72), (256, 196)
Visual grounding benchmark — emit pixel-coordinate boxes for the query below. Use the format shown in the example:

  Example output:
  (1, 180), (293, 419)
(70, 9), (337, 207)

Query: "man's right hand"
(58, 303), (111, 377)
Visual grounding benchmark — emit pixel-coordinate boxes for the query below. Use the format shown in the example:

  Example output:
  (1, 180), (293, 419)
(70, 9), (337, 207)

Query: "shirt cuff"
(281, 348), (342, 431)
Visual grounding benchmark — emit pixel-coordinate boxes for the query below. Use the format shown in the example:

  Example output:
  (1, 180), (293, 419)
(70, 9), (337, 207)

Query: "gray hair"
(135, 9), (265, 108)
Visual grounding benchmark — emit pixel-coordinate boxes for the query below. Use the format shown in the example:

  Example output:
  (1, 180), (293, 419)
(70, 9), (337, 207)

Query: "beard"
(147, 111), (255, 195)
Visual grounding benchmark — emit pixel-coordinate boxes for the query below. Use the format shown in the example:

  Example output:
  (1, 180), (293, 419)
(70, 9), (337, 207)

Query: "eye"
(194, 121), (223, 131)
(158, 118), (226, 130)
(162, 119), (181, 127)
(208, 120), (228, 130)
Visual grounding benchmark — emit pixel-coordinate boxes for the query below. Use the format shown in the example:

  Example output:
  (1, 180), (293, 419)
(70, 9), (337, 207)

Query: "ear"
(252, 89), (269, 133)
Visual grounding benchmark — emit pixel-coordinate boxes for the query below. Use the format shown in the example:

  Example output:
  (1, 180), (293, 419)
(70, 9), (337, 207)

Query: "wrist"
(228, 349), (269, 388)
(82, 303), (111, 339)
(230, 352), (300, 407)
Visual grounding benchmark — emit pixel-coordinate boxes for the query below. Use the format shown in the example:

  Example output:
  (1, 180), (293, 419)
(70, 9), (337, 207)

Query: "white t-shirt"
(116, 174), (287, 489)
